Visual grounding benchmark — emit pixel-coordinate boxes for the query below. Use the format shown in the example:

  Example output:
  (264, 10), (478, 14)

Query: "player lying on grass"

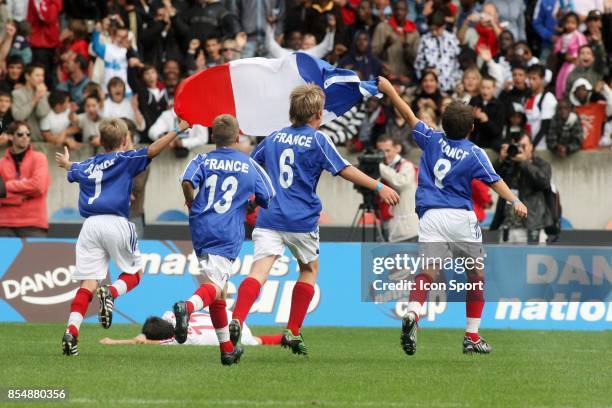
(100, 309), (283, 346)
(229, 84), (400, 356)
(378, 76), (528, 355)
(55, 118), (190, 356)
(172, 114), (276, 366)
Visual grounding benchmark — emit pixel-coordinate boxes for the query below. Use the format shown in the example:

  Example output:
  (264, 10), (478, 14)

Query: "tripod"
(348, 192), (386, 242)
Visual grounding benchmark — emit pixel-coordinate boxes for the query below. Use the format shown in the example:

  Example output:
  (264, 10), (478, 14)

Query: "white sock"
(188, 294), (204, 312)
(406, 301), (423, 319)
(215, 325), (230, 344)
(110, 279), (128, 297)
(466, 318), (481, 334)
(67, 312), (83, 331)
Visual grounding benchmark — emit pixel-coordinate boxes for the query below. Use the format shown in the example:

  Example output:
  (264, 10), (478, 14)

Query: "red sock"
(210, 299), (233, 353)
(259, 333), (284, 345)
(186, 283), (217, 314)
(287, 282), (315, 336)
(66, 288), (93, 338)
(466, 275), (485, 340)
(232, 277), (262, 324)
(407, 274), (434, 321)
(109, 273), (141, 298)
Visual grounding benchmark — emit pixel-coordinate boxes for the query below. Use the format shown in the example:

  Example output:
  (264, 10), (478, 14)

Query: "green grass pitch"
(0, 323), (609, 407)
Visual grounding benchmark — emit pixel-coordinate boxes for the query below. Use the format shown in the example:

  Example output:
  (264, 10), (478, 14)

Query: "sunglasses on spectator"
(15, 131), (31, 137)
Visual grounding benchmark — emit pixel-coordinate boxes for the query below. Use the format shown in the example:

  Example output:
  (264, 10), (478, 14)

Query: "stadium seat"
(155, 209), (189, 222)
(51, 208), (84, 222)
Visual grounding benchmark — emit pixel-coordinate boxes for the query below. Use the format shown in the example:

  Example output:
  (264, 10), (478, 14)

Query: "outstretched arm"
(55, 146), (73, 171)
(490, 180), (528, 218)
(339, 165), (400, 205)
(147, 119), (190, 158)
(100, 335), (161, 345)
(378, 76), (419, 128)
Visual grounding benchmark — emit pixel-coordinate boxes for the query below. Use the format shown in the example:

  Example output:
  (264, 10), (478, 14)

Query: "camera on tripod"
(354, 149), (385, 203)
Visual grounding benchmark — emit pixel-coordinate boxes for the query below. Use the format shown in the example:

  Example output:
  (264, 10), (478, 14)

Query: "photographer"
(375, 135), (418, 242)
(490, 133), (552, 244)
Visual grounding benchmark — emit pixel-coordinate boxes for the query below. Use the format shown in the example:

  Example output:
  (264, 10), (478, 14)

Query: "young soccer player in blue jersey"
(229, 84), (401, 356)
(172, 114), (276, 366)
(55, 117), (190, 356)
(378, 76), (528, 355)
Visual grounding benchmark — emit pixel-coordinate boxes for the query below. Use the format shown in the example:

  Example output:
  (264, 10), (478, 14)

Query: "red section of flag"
(174, 64), (236, 126)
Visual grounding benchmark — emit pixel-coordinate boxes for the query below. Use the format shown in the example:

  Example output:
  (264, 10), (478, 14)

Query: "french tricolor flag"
(174, 52), (379, 136)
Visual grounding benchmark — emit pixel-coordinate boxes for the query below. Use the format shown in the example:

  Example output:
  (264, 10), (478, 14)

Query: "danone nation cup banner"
(174, 52), (379, 136)
(0, 238), (610, 330)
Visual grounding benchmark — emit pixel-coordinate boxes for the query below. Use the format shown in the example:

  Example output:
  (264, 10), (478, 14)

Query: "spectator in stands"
(345, 0), (379, 48)
(565, 45), (604, 93)
(568, 78), (612, 149)
(56, 53), (90, 110)
(525, 64), (556, 150)
(338, 31), (381, 80)
(375, 134), (418, 242)
(11, 63), (50, 141)
(491, 133), (552, 244)
(174, 0), (242, 43)
(40, 90), (80, 148)
(469, 75), (505, 149)
(532, 0), (558, 60)
(584, 10), (608, 76)
(371, 1), (419, 78)
(554, 12), (587, 99)
(456, 0), (482, 30)
(415, 11), (461, 93)
(0, 55), (25, 93)
(546, 99), (584, 157)
(265, 20), (334, 58)
(0, 90), (13, 135)
(238, 0), (285, 58)
(27, 0), (61, 86)
(0, 20), (32, 65)
(130, 65), (169, 143)
(499, 64), (531, 116)
(222, 38), (243, 61)
(162, 59), (181, 99)
(455, 66), (481, 104)
(102, 77), (145, 133)
(70, 94), (103, 146)
(304, 0), (344, 44)
(148, 101), (209, 157)
(488, 0), (526, 41)
(0, 121), (50, 237)
(411, 70), (443, 116)
(91, 20), (140, 96)
(205, 36), (225, 67)
(502, 102), (527, 143)
(60, 19), (89, 60)
(141, 5), (181, 71)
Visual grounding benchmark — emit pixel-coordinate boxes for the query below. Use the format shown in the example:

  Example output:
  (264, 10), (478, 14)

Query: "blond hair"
(289, 84), (325, 126)
(99, 118), (128, 151)
(212, 114), (239, 146)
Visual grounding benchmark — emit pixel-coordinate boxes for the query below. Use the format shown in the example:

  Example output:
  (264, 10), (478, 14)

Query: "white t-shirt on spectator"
(40, 109), (71, 134)
(572, 0), (603, 16)
(148, 109), (209, 149)
(77, 113), (103, 141)
(525, 91), (557, 150)
(103, 98), (134, 120)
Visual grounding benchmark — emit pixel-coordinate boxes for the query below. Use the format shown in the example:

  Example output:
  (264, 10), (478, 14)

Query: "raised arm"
(147, 119), (190, 158)
(339, 165), (399, 205)
(378, 76), (419, 128)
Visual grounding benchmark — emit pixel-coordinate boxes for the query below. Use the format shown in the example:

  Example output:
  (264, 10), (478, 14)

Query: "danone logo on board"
(0, 241), (100, 322)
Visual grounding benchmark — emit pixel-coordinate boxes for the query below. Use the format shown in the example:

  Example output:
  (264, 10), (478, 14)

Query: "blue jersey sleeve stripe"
(314, 131), (349, 173)
(471, 146), (497, 183)
(251, 138), (268, 163)
(250, 158), (276, 199)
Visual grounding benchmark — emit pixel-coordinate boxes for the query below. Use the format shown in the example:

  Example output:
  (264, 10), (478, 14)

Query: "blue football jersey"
(182, 148), (275, 260)
(68, 148), (151, 218)
(251, 125), (349, 232)
(413, 121), (501, 217)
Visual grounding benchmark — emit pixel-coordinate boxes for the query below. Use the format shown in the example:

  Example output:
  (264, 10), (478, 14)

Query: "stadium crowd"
(0, 0), (611, 238)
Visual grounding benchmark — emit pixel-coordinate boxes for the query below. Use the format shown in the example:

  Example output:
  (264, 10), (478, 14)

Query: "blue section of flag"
(294, 52), (379, 117)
